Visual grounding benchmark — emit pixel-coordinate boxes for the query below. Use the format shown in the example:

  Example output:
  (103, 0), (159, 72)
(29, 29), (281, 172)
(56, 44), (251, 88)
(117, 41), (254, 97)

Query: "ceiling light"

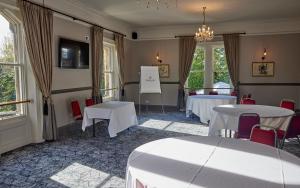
(195, 7), (214, 42)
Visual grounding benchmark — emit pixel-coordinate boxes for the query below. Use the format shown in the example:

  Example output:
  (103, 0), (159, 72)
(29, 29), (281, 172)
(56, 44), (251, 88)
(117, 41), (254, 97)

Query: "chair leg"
(297, 136), (300, 146)
(280, 139), (285, 149)
(93, 118), (96, 137)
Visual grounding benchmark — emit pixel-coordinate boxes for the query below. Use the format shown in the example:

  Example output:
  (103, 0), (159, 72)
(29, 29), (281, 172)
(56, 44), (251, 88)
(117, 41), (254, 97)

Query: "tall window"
(101, 41), (119, 100)
(186, 43), (231, 94)
(0, 13), (25, 120)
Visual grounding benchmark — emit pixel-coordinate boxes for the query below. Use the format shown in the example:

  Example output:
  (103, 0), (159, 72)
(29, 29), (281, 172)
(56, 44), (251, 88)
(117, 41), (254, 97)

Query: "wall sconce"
(261, 48), (267, 61)
(156, 52), (162, 63)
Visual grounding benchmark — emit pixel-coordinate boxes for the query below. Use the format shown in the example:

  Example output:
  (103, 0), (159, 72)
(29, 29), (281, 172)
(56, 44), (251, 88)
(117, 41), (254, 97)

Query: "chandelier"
(195, 7), (214, 42)
(137, 0), (178, 10)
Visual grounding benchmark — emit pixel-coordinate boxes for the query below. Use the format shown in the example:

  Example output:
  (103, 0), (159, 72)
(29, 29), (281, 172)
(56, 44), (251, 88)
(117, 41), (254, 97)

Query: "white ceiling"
(74, 0), (300, 27)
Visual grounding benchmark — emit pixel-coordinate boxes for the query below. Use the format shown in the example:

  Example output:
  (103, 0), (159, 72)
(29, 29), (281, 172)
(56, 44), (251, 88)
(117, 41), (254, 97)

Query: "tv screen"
(58, 38), (89, 69)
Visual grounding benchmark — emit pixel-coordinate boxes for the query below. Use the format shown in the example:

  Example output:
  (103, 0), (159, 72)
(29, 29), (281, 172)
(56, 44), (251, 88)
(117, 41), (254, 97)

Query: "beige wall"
(124, 39), (180, 106)
(239, 33), (300, 107)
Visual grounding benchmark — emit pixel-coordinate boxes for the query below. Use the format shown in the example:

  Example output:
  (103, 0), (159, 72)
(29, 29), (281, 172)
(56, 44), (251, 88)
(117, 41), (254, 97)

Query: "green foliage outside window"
(213, 47), (230, 84)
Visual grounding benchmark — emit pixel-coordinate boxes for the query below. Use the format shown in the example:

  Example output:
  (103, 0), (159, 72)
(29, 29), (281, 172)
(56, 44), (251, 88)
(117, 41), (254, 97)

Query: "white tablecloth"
(209, 104), (294, 136)
(82, 101), (138, 137)
(186, 95), (237, 123)
(126, 136), (300, 188)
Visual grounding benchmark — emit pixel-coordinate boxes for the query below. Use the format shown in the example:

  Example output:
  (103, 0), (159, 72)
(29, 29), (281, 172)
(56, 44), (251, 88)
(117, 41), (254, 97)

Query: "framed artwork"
(152, 64), (170, 78)
(252, 62), (274, 77)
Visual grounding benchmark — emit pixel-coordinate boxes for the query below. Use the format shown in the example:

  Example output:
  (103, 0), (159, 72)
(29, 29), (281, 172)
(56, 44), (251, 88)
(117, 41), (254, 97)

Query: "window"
(0, 12), (26, 120)
(186, 42), (231, 94)
(101, 41), (119, 100)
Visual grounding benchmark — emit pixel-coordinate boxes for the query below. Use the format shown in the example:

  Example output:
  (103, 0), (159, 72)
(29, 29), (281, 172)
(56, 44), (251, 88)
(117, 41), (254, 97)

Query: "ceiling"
(74, 0), (300, 27)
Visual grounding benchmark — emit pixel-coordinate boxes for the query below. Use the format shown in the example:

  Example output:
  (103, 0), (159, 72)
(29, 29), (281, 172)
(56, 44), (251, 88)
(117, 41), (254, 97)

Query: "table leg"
(93, 118), (96, 137)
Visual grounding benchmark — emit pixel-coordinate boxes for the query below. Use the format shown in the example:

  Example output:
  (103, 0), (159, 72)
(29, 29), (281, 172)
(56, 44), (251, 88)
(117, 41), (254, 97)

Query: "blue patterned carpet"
(0, 112), (299, 188)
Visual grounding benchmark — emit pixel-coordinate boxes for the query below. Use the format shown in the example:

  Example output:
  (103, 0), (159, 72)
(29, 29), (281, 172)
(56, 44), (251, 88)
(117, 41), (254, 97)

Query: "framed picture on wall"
(152, 64), (170, 78)
(252, 62), (275, 77)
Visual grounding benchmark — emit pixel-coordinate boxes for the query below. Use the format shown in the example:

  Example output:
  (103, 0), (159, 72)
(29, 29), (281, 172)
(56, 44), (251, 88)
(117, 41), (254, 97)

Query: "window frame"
(102, 39), (119, 102)
(0, 10), (27, 121)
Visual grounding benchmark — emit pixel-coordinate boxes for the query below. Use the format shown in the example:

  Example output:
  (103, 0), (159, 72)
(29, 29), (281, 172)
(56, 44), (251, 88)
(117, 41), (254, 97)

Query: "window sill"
(0, 115), (28, 131)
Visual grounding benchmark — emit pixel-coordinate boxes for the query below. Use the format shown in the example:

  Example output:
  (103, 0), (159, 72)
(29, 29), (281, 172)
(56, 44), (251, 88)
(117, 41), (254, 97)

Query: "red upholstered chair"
(85, 98), (95, 107)
(71, 100), (83, 120)
(236, 113), (260, 139)
(209, 91), (218, 95)
(240, 98), (256, 105)
(280, 99), (295, 111)
(231, 91), (238, 96)
(250, 125), (277, 147)
(277, 114), (300, 148)
(189, 91), (197, 96)
(136, 179), (147, 188)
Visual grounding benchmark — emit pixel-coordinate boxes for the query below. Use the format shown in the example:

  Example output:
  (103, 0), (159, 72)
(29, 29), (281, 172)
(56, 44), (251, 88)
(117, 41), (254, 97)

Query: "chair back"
(71, 100), (82, 120)
(85, 98), (95, 107)
(209, 91), (218, 95)
(231, 91), (237, 96)
(189, 91), (197, 96)
(240, 98), (256, 104)
(237, 113), (260, 139)
(280, 99), (295, 111)
(250, 126), (277, 147)
(285, 114), (300, 139)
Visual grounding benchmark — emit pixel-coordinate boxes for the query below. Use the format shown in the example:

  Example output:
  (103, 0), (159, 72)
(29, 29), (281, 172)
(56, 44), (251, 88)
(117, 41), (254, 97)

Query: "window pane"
(213, 47), (231, 94)
(103, 46), (113, 72)
(187, 47), (205, 91)
(0, 15), (16, 64)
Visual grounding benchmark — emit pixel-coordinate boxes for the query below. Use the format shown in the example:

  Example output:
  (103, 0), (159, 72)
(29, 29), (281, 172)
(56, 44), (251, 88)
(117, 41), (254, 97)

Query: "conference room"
(0, 0), (300, 187)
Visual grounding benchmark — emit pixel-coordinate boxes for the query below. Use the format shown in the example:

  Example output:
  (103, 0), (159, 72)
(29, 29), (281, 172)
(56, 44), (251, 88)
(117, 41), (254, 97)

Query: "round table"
(209, 104), (295, 136)
(186, 95), (237, 123)
(126, 136), (300, 188)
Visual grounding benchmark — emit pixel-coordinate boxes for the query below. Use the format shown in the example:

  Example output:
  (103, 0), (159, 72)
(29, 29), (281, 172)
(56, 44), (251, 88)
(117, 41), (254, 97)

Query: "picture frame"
(252, 62), (274, 77)
(152, 64), (170, 78)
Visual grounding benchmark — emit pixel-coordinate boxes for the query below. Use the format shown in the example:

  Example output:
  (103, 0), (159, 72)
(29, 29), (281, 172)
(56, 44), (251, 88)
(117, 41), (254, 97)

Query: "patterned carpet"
(0, 112), (299, 188)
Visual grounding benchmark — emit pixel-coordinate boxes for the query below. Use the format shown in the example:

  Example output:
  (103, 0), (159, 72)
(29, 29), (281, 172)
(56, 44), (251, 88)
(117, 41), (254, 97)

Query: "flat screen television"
(58, 38), (89, 69)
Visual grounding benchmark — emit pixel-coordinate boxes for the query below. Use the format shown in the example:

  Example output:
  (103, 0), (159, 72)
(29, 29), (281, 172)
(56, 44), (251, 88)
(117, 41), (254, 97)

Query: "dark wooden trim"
(51, 87), (92, 94)
(238, 83), (300, 86)
(175, 32), (246, 38)
(0, 100), (32, 107)
(22, 0), (126, 37)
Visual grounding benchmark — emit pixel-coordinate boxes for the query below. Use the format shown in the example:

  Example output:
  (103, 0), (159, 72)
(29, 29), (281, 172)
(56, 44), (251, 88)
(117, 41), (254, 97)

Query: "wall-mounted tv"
(58, 38), (89, 69)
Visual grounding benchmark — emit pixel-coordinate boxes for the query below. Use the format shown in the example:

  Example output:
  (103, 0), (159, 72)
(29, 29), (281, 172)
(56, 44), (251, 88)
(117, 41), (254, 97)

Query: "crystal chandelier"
(137, 0), (178, 10)
(195, 7), (214, 42)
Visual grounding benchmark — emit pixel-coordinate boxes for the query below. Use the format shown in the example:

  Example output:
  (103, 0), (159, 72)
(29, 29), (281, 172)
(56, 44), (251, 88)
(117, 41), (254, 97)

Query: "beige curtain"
(114, 33), (125, 100)
(223, 34), (240, 88)
(18, 0), (57, 141)
(91, 26), (103, 103)
(178, 37), (197, 109)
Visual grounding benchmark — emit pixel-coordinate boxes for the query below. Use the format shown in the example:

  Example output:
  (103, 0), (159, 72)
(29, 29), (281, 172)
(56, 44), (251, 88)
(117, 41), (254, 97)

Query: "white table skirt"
(209, 104), (294, 136)
(82, 101), (138, 137)
(186, 95), (237, 123)
(126, 136), (300, 188)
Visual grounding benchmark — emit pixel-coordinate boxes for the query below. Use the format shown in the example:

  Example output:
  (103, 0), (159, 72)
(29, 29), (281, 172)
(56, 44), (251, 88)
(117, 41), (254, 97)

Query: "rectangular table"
(82, 101), (138, 137)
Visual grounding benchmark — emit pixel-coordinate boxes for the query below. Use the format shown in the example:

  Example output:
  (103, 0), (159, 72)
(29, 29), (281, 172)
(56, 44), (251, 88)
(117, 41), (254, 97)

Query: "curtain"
(114, 33), (125, 101)
(177, 37), (197, 109)
(91, 26), (103, 103)
(223, 34), (240, 89)
(18, 0), (57, 141)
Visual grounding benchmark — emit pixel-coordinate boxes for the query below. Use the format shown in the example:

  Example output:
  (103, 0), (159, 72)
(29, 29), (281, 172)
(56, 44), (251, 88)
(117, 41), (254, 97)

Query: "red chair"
(231, 91), (238, 96)
(209, 91), (218, 95)
(240, 98), (256, 104)
(85, 98), (95, 107)
(277, 114), (300, 148)
(189, 91), (197, 96)
(280, 99), (295, 111)
(236, 113), (260, 139)
(250, 125), (277, 147)
(71, 100), (83, 120)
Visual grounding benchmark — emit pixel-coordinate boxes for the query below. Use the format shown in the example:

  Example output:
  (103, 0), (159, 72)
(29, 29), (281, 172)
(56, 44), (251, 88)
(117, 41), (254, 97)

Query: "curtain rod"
(174, 32), (246, 38)
(22, 0), (126, 37)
